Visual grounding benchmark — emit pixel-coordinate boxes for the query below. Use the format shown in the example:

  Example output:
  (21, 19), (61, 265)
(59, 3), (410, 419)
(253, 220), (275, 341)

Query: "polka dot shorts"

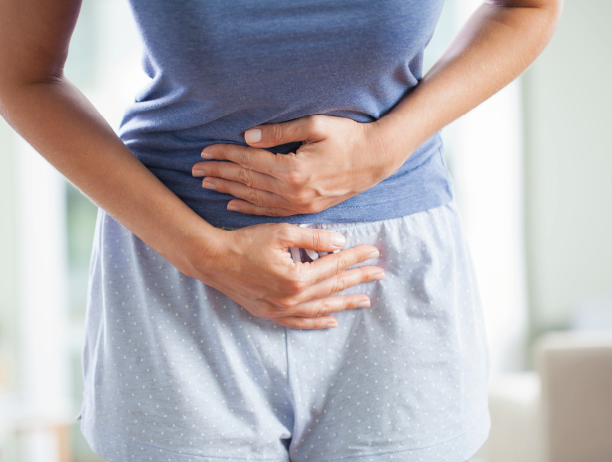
(78, 201), (490, 462)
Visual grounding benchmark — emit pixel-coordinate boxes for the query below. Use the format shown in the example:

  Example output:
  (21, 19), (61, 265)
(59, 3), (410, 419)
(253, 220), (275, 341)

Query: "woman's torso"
(120, 0), (452, 227)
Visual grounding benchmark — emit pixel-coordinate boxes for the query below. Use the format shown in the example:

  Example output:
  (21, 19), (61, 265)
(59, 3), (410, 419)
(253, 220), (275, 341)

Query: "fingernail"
(326, 322), (338, 329)
(201, 150), (214, 159)
(357, 300), (370, 308)
(193, 169), (205, 177)
(245, 128), (262, 144)
(330, 232), (346, 248)
(372, 272), (385, 281)
(202, 180), (216, 190)
(368, 250), (380, 260)
(227, 205), (240, 212)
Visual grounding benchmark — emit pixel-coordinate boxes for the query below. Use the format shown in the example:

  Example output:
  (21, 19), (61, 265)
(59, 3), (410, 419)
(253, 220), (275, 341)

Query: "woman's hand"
(192, 115), (404, 217)
(0, 0), (384, 333)
(191, 222), (384, 329)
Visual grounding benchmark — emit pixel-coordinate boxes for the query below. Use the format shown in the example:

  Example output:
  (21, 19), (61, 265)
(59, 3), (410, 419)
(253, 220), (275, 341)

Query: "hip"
(80, 200), (490, 460)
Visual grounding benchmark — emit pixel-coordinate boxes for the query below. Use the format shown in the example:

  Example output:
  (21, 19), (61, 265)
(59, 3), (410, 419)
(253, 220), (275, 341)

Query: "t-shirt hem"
(188, 192), (454, 228)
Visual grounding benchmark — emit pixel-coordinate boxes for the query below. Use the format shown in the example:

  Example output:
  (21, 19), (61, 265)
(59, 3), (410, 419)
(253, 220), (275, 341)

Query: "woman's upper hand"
(192, 115), (404, 217)
(189, 116), (390, 327)
(191, 222), (384, 329)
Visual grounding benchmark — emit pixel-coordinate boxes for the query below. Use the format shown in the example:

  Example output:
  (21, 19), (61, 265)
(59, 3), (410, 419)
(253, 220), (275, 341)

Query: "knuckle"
(292, 192), (307, 206)
(288, 277), (308, 294)
(275, 223), (294, 242)
(335, 257), (348, 275)
(206, 163), (220, 177)
(238, 168), (253, 187)
(247, 188), (262, 206)
(292, 191), (314, 207)
(271, 124), (284, 145)
(284, 318), (304, 330)
(237, 151), (252, 170)
(306, 115), (325, 136)
(265, 207), (282, 217)
(286, 169), (305, 187)
(259, 306), (279, 319)
(287, 266), (310, 293)
(314, 299), (330, 317)
(275, 319), (290, 328)
(272, 297), (294, 311)
(310, 230), (324, 250)
(302, 203), (320, 214)
(331, 277), (347, 294)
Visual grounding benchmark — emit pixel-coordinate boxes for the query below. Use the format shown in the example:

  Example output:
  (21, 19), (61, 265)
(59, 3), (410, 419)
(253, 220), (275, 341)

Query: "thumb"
(244, 116), (327, 148)
(278, 225), (346, 252)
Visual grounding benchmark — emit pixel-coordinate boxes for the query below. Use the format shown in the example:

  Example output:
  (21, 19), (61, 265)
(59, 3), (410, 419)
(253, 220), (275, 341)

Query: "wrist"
(168, 221), (230, 281)
(367, 116), (414, 179)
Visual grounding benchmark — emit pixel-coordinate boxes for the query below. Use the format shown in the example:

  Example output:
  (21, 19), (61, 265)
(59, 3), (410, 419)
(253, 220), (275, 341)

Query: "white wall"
(0, 120), (18, 389)
(524, 0), (612, 332)
(442, 0), (529, 375)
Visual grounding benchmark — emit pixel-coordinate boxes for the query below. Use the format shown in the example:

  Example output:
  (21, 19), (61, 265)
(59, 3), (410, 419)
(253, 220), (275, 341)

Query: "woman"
(0, 0), (560, 461)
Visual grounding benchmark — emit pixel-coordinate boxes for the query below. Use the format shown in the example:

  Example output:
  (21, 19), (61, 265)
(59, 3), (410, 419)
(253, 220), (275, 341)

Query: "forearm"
(375, 0), (562, 163)
(0, 76), (223, 277)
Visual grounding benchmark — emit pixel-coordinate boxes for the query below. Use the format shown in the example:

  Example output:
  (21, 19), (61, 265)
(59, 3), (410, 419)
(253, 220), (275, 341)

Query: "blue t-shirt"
(120, 0), (452, 228)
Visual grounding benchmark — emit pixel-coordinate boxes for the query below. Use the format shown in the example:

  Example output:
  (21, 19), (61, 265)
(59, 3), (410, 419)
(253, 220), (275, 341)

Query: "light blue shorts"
(79, 201), (490, 462)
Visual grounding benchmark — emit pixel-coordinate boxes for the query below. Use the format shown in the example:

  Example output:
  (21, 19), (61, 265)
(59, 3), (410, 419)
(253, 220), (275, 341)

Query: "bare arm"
(0, 0), (219, 276)
(0, 0), (383, 329)
(192, 0), (562, 217)
(375, 0), (563, 164)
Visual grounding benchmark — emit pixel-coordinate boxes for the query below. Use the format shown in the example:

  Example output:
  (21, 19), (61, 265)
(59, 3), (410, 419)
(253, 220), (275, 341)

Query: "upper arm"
(0, 0), (82, 87)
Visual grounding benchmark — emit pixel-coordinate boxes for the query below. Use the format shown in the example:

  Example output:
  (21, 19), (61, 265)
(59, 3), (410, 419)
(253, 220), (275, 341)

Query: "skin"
(0, 1), (561, 334)
(193, 0), (563, 220)
(0, 0), (383, 330)
(0, 0), (560, 457)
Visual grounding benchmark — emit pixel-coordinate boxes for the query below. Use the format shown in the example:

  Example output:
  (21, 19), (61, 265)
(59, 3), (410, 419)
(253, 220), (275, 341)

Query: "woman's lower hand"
(191, 222), (383, 329)
(192, 115), (402, 217)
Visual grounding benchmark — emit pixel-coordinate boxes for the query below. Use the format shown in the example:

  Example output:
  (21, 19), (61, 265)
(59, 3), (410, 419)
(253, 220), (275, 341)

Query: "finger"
(193, 160), (282, 194)
(304, 245), (381, 284)
(225, 199), (299, 217)
(199, 177), (294, 212)
(274, 315), (338, 330)
(278, 225), (352, 252)
(199, 143), (289, 178)
(244, 115), (328, 148)
(284, 291), (373, 319)
(227, 195), (337, 217)
(303, 263), (384, 297)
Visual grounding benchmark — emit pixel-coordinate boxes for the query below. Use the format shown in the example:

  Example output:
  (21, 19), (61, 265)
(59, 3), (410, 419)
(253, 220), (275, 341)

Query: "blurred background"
(0, 0), (610, 461)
